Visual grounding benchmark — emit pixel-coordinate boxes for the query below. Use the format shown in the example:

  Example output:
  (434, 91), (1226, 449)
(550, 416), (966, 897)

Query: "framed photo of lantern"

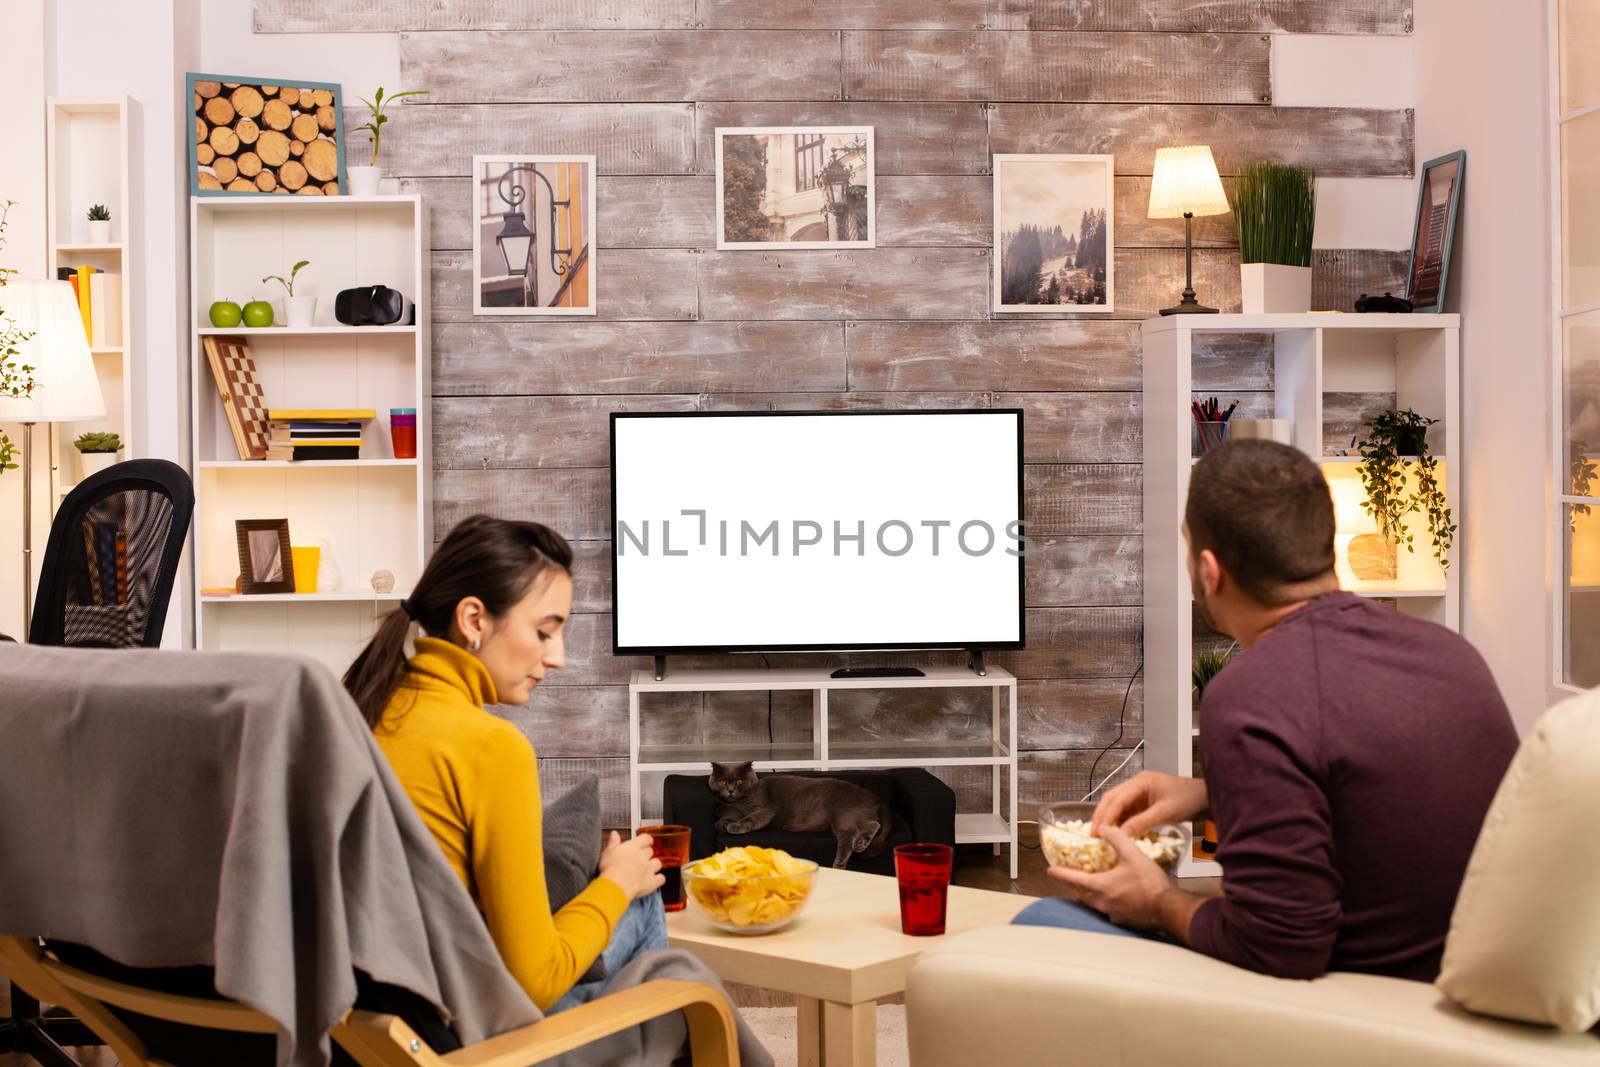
(188, 73), (347, 196)
(472, 155), (597, 316)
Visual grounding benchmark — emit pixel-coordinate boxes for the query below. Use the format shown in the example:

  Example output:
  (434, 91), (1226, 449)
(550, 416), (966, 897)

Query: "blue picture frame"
(187, 73), (347, 197)
(1405, 150), (1465, 314)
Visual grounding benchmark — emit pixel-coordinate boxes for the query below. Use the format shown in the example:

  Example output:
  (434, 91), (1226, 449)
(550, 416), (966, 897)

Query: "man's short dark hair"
(1185, 440), (1335, 605)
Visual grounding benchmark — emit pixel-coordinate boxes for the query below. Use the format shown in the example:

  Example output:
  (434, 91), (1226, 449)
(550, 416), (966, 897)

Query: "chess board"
(203, 335), (269, 460)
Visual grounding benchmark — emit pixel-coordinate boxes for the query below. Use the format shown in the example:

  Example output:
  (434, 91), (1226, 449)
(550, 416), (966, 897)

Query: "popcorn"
(684, 846), (816, 929)
(1040, 819), (1182, 872)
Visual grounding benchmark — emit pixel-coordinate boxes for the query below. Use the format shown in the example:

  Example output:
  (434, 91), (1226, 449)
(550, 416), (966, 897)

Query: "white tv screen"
(610, 410), (1025, 654)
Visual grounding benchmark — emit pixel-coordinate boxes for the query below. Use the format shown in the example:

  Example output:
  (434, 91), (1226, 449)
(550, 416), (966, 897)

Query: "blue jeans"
(1011, 897), (1176, 943)
(548, 892), (670, 1014)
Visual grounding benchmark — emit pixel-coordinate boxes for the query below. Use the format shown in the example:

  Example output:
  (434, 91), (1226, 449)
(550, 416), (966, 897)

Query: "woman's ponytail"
(343, 606), (415, 728)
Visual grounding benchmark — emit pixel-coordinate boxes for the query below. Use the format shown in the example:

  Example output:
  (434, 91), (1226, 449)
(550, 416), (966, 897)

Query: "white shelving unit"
(1142, 312), (1460, 876)
(629, 666), (1021, 877)
(188, 194), (431, 678)
(46, 97), (133, 500)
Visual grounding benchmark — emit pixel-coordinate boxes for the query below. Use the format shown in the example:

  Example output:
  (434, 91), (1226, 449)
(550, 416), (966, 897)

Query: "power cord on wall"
(1081, 662), (1144, 802)
(758, 653), (773, 743)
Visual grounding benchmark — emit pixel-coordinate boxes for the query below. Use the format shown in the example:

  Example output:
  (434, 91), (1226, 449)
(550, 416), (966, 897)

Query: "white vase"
(317, 538), (343, 592)
(286, 295), (317, 328)
(86, 219), (112, 243)
(79, 451), (119, 480)
(1240, 263), (1313, 315)
(347, 166), (381, 197)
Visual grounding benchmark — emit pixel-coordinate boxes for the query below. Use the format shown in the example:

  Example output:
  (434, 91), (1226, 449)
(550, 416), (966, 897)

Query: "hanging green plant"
(1356, 408), (1456, 570)
(0, 199), (39, 475)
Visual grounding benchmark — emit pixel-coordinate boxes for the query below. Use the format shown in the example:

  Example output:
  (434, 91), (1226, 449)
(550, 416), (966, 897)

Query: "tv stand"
(627, 664), (1020, 877)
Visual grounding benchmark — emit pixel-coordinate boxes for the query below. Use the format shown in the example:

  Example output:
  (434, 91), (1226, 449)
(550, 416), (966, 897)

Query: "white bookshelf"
(188, 194), (431, 678)
(1142, 312), (1461, 876)
(46, 97), (132, 499)
(628, 666), (1021, 878)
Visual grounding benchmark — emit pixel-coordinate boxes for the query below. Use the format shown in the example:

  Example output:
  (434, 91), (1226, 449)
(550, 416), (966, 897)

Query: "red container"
(389, 408), (417, 460)
(895, 843), (953, 936)
(638, 824), (691, 912)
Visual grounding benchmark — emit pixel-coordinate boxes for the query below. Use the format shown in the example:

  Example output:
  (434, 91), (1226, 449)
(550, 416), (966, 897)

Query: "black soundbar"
(828, 667), (927, 679)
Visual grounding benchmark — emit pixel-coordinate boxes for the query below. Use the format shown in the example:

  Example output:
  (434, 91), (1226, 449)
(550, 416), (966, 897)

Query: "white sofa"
(907, 690), (1600, 1066)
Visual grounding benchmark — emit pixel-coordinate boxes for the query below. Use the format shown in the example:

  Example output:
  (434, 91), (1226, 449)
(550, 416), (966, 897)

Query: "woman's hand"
(599, 831), (665, 901)
(1091, 771), (1209, 837)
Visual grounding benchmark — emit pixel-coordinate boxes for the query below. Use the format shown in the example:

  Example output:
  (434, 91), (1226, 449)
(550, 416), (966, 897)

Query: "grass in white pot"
(1230, 163), (1316, 313)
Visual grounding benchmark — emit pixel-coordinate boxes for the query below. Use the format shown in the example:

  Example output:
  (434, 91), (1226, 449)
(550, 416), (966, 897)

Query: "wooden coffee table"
(666, 867), (1034, 1067)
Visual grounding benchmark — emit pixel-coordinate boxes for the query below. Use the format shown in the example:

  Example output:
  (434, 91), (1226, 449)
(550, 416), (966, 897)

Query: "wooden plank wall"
(257, 0), (1414, 826)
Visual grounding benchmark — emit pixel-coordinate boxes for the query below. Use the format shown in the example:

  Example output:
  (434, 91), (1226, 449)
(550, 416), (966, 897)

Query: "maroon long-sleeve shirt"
(1188, 591), (1518, 983)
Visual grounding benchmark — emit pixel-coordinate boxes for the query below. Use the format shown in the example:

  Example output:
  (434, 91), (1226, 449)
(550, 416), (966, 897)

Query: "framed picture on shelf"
(992, 154), (1114, 314)
(187, 74), (347, 196)
(472, 155), (596, 316)
(715, 127), (875, 250)
(1406, 150), (1465, 314)
(235, 519), (295, 595)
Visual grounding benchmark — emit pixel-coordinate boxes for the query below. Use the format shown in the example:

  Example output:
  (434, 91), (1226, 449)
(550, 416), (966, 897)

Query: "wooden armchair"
(0, 935), (738, 1066)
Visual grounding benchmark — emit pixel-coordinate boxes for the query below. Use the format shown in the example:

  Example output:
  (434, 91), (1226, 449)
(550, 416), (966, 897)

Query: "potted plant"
(262, 260), (313, 327)
(1356, 408), (1456, 573)
(86, 203), (112, 243)
(1192, 649), (1232, 703)
(350, 87), (429, 196)
(74, 431), (123, 478)
(1230, 162), (1316, 314)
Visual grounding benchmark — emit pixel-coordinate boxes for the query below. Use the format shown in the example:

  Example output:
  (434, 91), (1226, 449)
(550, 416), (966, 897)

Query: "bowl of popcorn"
(683, 846), (819, 935)
(1038, 802), (1188, 873)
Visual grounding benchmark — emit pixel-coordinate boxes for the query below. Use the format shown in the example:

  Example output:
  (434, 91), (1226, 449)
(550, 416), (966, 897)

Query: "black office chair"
(28, 458), (192, 648)
(2, 459), (192, 1066)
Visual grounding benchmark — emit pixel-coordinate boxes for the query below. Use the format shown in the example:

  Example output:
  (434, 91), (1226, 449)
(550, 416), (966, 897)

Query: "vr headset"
(334, 285), (415, 327)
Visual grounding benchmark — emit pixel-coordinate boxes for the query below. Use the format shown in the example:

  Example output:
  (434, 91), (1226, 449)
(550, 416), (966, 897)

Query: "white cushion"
(1437, 689), (1600, 1033)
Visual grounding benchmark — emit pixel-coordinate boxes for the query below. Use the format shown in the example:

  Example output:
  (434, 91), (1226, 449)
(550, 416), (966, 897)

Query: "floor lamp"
(0, 279), (105, 642)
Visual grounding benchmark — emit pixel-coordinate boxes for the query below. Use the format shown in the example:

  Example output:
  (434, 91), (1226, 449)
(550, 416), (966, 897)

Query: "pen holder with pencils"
(1195, 420), (1231, 455)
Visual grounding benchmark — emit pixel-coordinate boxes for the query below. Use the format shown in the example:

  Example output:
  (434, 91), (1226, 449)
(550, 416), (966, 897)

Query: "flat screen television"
(610, 409), (1024, 656)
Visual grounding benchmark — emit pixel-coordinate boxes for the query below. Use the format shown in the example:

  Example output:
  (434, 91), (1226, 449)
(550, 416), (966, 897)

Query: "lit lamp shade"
(0, 279), (105, 423)
(1148, 145), (1230, 220)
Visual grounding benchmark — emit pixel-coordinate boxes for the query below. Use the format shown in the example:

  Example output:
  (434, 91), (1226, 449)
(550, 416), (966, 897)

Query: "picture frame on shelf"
(472, 155), (596, 316)
(1406, 150), (1465, 314)
(187, 74), (347, 197)
(235, 519), (295, 595)
(993, 154), (1115, 314)
(714, 127), (875, 250)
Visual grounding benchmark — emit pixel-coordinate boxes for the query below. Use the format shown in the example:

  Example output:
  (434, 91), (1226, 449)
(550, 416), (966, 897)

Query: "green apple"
(208, 300), (242, 328)
(242, 300), (274, 328)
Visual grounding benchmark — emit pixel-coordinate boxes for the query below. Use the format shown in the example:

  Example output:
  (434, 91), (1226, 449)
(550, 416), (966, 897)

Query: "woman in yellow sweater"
(342, 514), (667, 1013)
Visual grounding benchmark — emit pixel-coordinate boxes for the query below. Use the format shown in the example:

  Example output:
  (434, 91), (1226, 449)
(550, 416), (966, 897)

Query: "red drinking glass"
(639, 824), (691, 912)
(895, 843), (954, 936)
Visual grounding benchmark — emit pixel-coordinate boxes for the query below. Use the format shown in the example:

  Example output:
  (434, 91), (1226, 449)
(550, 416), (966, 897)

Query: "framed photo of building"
(992, 154), (1114, 314)
(715, 127), (875, 250)
(472, 155), (596, 316)
(1406, 150), (1465, 314)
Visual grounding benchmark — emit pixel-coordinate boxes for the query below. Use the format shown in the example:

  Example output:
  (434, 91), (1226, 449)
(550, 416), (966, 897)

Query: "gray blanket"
(0, 644), (770, 1067)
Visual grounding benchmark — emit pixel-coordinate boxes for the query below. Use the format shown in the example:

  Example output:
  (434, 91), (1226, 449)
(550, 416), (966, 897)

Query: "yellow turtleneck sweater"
(374, 636), (629, 1011)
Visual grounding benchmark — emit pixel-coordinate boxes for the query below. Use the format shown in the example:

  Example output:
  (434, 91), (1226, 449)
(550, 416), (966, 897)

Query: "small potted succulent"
(86, 204), (112, 243)
(1230, 162), (1316, 314)
(349, 87), (429, 196)
(74, 431), (123, 479)
(263, 259), (313, 327)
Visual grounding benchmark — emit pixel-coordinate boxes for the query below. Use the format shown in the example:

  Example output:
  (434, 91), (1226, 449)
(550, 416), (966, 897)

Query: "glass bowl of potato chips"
(682, 846), (819, 934)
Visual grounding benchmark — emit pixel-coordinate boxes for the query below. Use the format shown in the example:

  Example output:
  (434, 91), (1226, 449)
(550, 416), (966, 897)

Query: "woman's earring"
(469, 637), (481, 653)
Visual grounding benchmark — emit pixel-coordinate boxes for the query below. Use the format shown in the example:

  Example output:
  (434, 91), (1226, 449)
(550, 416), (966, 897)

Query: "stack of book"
(265, 408), (375, 461)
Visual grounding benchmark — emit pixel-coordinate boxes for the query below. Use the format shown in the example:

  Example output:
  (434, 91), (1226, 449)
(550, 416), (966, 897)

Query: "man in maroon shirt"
(1014, 440), (1518, 982)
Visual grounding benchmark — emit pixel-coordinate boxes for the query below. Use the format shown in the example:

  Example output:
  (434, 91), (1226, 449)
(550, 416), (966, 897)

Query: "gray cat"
(709, 760), (892, 869)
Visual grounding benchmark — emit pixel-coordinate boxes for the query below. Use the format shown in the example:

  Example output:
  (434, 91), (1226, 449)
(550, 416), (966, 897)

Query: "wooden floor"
(727, 822), (1221, 1008)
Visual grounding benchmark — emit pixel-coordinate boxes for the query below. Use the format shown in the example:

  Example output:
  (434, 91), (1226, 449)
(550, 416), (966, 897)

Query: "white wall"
(1414, 0), (1552, 730)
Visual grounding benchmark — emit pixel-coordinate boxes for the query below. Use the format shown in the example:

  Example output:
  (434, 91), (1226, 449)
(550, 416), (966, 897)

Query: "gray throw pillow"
(543, 772), (607, 984)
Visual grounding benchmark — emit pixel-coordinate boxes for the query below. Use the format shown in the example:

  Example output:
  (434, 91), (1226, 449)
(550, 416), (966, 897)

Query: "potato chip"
(684, 846), (817, 930)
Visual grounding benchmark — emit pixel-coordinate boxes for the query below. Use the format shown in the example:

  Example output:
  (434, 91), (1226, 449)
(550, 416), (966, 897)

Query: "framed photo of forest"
(992, 154), (1114, 314)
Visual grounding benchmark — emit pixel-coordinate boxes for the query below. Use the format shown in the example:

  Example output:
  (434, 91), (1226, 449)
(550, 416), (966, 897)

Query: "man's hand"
(1047, 827), (1205, 940)
(1091, 771), (1209, 837)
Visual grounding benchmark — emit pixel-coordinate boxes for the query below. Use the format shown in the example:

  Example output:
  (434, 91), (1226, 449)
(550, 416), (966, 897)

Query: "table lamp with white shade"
(0, 279), (106, 640)
(1148, 145), (1231, 315)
